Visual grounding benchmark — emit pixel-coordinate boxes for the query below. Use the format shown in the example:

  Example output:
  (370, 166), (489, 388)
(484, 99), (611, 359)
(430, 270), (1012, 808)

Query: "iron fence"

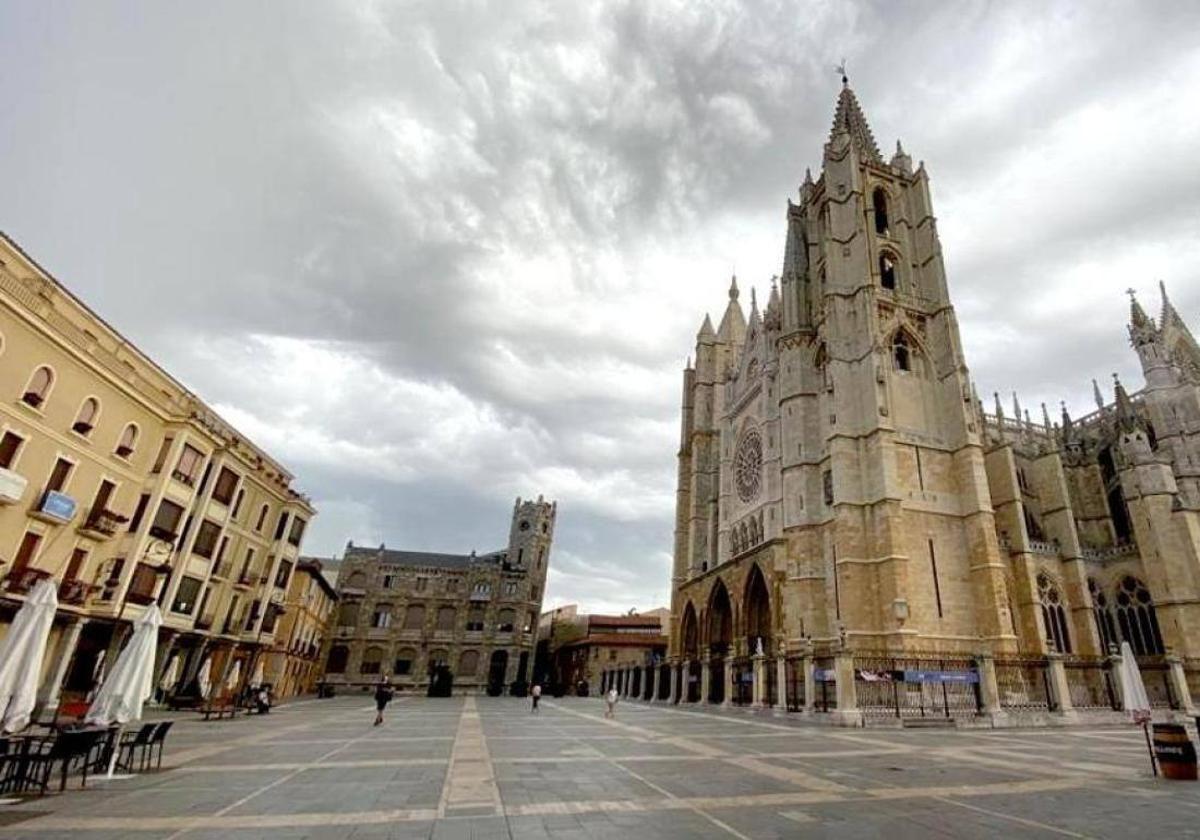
(709, 657), (726, 704)
(785, 656), (805, 712)
(813, 656), (837, 712)
(765, 659), (777, 707)
(687, 661), (701, 702)
(994, 656), (1054, 712)
(1062, 657), (1119, 711)
(1137, 656), (1178, 710)
(658, 664), (671, 701)
(852, 653), (981, 720)
(732, 659), (752, 706)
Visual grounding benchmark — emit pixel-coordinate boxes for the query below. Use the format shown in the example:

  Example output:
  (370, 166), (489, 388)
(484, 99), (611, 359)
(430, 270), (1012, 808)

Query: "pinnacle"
(728, 275), (739, 301)
(829, 82), (882, 163)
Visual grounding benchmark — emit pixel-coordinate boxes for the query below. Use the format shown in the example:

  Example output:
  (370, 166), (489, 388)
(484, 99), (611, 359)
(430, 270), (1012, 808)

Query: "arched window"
(72, 397), (100, 435)
(23, 366), (54, 407)
(879, 251), (897, 290)
(496, 608), (515, 632)
(394, 648), (416, 675)
(893, 332), (912, 372)
(371, 603), (392, 628)
(873, 187), (889, 235)
(1115, 576), (1164, 655)
(325, 645), (349, 674)
(1089, 578), (1119, 653)
(436, 606), (456, 631)
(360, 646), (383, 675)
(403, 604), (425, 630)
(459, 650), (479, 676)
(1037, 573), (1072, 654)
(115, 423), (138, 457)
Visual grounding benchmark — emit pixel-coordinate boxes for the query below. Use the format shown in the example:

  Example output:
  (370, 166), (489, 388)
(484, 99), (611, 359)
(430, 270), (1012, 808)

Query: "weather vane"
(835, 58), (848, 85)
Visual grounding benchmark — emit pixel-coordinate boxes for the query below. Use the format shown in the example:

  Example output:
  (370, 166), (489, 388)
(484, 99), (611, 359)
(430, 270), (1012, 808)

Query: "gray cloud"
(2, 0), (1199, 613)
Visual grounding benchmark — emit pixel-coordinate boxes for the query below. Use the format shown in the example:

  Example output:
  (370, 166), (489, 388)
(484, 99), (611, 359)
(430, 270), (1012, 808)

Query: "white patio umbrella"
(251, 657), (265, 688)
(0, 578), (58, 733)
(86, 604), (163, 779)
(86, 604), (162, 727)
(158, 652), (181, 694)
(1118, 640), (1156, 776)
(196, 656), (212, 699)
(224, 659), (242, 695)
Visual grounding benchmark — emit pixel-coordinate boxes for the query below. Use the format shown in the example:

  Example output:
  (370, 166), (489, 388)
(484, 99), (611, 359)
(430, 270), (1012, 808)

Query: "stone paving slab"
(4, 695), (1200, 838)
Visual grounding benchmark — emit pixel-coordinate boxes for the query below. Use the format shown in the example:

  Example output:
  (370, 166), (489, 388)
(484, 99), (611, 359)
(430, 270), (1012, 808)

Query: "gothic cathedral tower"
(671, 78), (1018, 665)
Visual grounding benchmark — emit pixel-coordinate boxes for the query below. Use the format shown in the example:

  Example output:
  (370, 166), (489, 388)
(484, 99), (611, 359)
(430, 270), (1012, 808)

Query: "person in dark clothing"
(374, 677), (394, 726)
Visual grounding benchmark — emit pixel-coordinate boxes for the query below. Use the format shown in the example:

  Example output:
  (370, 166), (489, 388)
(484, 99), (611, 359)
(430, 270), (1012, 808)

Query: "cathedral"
(658, 77), (1200, 722)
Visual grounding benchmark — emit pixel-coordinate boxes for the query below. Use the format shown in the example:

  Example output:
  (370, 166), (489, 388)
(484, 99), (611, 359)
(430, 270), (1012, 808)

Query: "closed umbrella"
(225, 660), (242, 696)
(0, 578), (58, 733)
(86, 604), (162, 727)
(158, 652), (181, 696)
(196, 657), (212, 699)
(86, 604), (162, 778)
(251, 657), (265, 688)
(1118, 640), (1156, 776)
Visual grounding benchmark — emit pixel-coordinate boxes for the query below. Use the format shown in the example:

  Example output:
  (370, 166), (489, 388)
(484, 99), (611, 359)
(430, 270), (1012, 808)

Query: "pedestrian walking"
(530, 683), (542, 713)
(373, 676), (394, 726)
(604, 686), (618, 719)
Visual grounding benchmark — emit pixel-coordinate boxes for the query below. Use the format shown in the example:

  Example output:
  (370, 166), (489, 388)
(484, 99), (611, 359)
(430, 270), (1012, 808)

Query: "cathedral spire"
(697, 313), (716, 342)
(828, 78), (882, 163)
(716, 275), (746, 345)
(1092, 378), (1105, 411)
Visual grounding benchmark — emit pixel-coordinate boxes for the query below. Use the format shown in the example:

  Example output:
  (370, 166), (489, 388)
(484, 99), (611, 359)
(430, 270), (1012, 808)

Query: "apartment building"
(264, 558), (338, 699)
(0, 232), (316, 710)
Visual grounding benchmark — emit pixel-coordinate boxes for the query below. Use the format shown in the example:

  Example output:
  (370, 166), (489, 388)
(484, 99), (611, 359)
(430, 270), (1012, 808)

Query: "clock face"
(734, 429), (763, 504)
(519, 521), (531, 531)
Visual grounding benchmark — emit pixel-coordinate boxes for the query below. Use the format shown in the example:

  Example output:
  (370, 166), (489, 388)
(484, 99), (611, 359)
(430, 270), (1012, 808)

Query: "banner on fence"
(814, 668), (836, 682)
(902, 669), (979, 684)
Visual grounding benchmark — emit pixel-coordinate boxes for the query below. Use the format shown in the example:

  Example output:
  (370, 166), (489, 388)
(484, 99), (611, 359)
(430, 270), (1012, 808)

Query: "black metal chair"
(147, 720), (174, 770)
(0, 737), (19, 793)
(117, 723), (158, 772)
(22, 729), (105, 793)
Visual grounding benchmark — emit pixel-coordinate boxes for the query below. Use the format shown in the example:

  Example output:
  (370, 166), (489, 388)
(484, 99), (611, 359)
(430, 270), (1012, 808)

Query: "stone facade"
(665, 80), (1200, 722)
(0, 232), (316, 713)
(323, 497), (554, 694)
(553, 612), (668, 695)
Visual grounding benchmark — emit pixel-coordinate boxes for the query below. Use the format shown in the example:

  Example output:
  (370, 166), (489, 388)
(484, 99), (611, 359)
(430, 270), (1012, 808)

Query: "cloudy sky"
(3, 1), (1199, 614)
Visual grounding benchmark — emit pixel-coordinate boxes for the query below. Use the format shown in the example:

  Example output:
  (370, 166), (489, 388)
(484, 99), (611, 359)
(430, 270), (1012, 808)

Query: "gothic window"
(1023, 509), (1045, 542)
(1037, 573), (1072, 654)
(22, 366), (54, 407)
(1107, 486), (1133, 544)
(823, 469), (833, 506)
(1089, 578), (1119, 653)
(734, 429), (763, 503)
(72, 397), (100, 435)
(1114, 576), (1164, 656)
(873, 187), (889, 235)
(893, 332), (911, 372)
(879, 251), (897, 290)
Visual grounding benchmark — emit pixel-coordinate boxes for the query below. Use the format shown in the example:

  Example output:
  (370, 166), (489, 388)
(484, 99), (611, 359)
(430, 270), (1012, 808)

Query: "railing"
(1136, 656), (1179, 710)
(731, 658), (752, 706)
(853, 652), (981, 720)
(994, 656), (1054, 712)
(171, 469), (195, 486)
(4, 566), (52, 593)
(785, 656), (806, 712)
(58, 578), (96, 605)
(80, 508), (126, 537)
(1080, 543), (1139, 562)
(1062, 657), (1119, 711)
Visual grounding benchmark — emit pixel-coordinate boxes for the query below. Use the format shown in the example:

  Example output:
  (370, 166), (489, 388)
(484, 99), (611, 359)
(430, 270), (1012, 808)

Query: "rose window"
(734, 430), (763, 503)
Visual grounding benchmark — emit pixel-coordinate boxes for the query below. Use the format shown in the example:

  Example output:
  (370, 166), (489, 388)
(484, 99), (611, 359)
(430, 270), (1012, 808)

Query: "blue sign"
(814, 668), (836, 682)
(39, 491), (77, 522)
(902, 669), (979, 684)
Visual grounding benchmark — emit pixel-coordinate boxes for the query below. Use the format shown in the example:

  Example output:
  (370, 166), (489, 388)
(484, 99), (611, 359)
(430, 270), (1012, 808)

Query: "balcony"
(195, 612), (215, 630)
(171, 469), (196, 487)
(148, 525), (179, 544)
(4, 567), (52, 594)
(0, 467), (28, 505)
(78, 508), (128, 540)
(58, 578), (98, 605)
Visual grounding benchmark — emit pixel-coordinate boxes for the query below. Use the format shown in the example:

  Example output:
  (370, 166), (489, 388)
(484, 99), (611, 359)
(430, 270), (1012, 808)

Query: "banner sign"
(902, 669), (979, 684)
(813, 668), (836, 682)
(39, 490), (77, 522)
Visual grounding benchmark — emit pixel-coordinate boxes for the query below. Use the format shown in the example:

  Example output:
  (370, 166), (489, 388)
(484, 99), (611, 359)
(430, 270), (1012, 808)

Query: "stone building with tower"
(322, 497), (555, 695)
(652, 78), (1200, 725)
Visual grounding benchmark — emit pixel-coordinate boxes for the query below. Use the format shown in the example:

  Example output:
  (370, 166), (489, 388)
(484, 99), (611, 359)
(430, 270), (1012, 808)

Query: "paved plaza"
(2, 695), (1199, 839)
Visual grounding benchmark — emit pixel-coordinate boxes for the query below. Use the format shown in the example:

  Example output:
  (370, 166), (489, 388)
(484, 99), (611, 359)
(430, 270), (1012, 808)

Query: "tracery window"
(1089, 578), (1119, 652)
(1114, 576), (1163, 656)
(1038, 573), (1072, 654)
(873, 187), (889, 235)
(734, 429), (763, 503)
(893, 332), (911, 372)
(879, 251), (897, 290)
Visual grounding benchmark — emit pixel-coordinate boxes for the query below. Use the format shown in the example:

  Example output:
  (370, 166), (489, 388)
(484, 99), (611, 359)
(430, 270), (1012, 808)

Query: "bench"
(199, 704), (240, 721)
